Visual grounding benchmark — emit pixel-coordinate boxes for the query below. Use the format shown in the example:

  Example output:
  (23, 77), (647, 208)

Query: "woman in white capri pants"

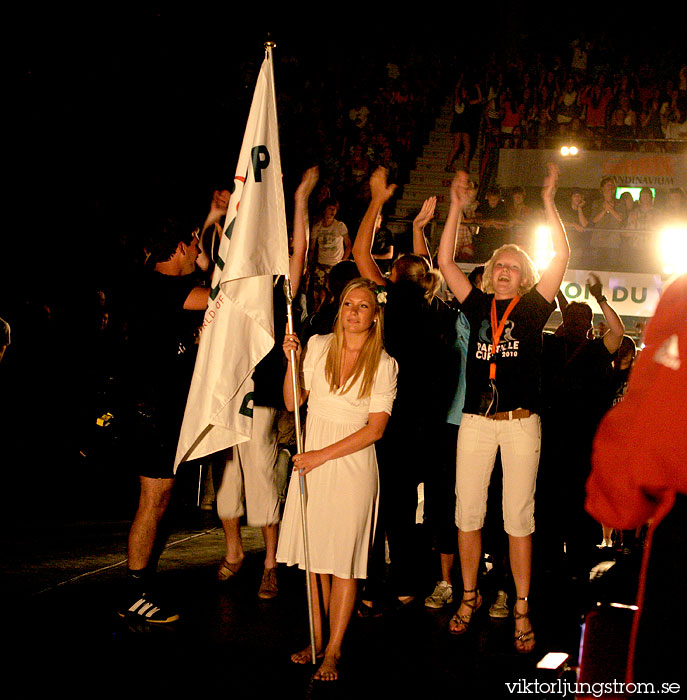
(437, 165), (569, 653)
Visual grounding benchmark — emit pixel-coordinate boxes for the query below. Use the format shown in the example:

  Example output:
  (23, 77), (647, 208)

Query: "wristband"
(595, 295), (607, 304)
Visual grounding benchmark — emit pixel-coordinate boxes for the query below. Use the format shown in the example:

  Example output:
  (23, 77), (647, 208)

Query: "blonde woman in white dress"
(278, 278), (398, 681)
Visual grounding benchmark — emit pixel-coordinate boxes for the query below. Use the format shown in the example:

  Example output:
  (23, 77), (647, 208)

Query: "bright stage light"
(534, 225), (554, 271)
(659, 226), (687, 275)
(560, 145), (579, 156)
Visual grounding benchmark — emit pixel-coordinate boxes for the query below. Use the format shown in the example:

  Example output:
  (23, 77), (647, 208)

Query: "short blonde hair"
(482, 244), (539, 296)
(325, 278), (385, 399)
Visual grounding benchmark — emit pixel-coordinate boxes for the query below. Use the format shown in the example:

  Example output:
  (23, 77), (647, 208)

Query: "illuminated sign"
(561, 269), (664, 317)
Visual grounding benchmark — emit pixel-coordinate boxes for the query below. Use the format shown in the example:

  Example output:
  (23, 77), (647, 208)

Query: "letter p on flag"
(252, 145), (270, 182)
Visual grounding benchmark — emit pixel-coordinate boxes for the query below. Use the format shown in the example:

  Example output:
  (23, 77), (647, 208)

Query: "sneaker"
(258, 567), (278, 600)
(489, 590), (509, 618)
(118, 594), (180, 624)
(424, 581), (453, 609)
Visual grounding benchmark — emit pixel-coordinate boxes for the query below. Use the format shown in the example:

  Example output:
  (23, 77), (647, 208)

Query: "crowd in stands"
(451, 38), (687, 157)
(275, 31), (686, 226)
(276, 45), (449, 225)
(482, 58), (687, 152)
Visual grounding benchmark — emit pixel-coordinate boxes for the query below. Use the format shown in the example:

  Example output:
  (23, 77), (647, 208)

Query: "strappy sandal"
(448, 588), (482, 635)
(513, 596), (535, 654)
(216, 558), (243, 582)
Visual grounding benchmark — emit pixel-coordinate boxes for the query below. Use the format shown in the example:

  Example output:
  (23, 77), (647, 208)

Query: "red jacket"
(585, 274), (687, 685)
(586, 274), (687, 530)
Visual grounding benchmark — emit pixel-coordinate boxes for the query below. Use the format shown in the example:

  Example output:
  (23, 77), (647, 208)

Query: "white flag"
(175, 47), (288, 470)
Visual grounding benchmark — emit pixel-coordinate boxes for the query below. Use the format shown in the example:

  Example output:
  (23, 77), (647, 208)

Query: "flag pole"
(283, 276), (317, 666)
(266, 39), (316, 666)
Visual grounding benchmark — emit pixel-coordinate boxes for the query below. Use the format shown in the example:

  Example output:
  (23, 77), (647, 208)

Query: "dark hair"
(562, 301), (593, 324)
(328, 260), (359, 299)
(618, 335), (636, 358)
(146, 217), (198, 264)
(600, 176), (615, 189)
(468, 265), (484, 285)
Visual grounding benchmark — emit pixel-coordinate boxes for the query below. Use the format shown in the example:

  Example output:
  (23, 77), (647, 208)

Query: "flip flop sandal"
(216, 559), (243, 582)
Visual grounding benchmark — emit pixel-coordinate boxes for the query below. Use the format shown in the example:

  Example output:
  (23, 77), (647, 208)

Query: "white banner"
(175, 47), (288, 470)
(497, 149), (687, 190)
(458, 263), (667, 318)
(560, 269), (665, 318)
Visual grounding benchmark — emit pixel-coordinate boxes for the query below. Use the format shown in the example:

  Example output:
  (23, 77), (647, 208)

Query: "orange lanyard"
(489, 296), (521, 380)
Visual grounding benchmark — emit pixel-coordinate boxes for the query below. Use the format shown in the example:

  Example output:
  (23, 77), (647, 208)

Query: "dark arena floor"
(3, 457), (642, 700)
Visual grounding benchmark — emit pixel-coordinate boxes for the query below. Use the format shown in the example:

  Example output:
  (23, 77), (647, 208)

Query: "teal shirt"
(446, 310), (471, 425)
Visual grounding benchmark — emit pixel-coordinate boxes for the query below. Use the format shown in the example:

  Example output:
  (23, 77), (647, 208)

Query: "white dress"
(276, 334), (398, 579)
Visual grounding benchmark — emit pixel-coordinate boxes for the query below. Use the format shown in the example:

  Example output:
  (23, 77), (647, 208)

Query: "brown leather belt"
(486, 409), (532, 421)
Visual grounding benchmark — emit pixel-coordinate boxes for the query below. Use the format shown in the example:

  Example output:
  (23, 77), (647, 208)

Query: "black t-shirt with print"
(460, 286), (556, 415)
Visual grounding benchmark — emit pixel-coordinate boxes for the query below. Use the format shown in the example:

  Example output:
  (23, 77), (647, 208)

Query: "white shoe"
(489, 590), (509, 618)
(596, 538), (613, 549)
(424, 581), (453, 609)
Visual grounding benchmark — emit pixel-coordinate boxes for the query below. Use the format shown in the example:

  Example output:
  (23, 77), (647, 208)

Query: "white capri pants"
(215, 405), (280, 527)
(455, 412), (541, 537)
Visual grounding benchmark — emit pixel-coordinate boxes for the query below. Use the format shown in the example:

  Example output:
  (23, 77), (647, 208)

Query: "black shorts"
(130, 400), (183, 479)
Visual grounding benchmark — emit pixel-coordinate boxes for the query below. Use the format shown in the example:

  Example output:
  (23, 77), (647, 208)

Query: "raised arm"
(588, 273), (625, 354)
(437, 171), (475, 304)
(535, 163), (570, 304)
(352, 167), (397, 287)
(289, 166), (319, 297)
(197, 188), (231, 273)
(574, 199), (589, 230)
(556, 288), (569, 314)
(412, 196), (436, 263)
(203, 189), (231, 234)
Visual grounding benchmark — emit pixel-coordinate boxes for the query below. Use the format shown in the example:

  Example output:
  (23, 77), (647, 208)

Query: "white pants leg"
(455, 413), (499, 532)
(215, 406), (280, 527)
(455, 413), (541, 536)
(498, 414), (541, 537)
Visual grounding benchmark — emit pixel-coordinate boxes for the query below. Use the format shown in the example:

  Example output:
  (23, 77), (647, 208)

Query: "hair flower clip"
(376, 287), (388, 306)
